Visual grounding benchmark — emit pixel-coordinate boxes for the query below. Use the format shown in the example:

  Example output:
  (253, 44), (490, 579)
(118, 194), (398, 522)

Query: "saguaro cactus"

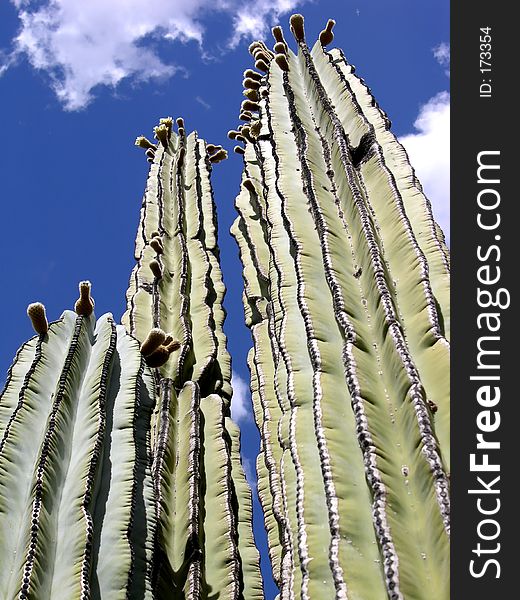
(231, 15), (450, 600)
(0, 306), (157, 598)
(126, 119), (262, 599)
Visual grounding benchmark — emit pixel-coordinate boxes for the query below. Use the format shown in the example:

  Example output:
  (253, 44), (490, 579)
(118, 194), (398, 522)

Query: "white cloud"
(230, 0), (308, 46)
(0, 48), (18, 76)
(400, 91), (450, 244)
(10, 0), (208, 110)
(231, 370), (253, 424)
(433, 42), (450, 77)
(3, 0), (307, 110)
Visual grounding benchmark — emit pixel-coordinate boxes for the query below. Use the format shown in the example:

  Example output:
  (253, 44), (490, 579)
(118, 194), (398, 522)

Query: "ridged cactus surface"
(127, 121), (263, 599)
(0, 310), (156, 599)
(231, 16), (450, 600)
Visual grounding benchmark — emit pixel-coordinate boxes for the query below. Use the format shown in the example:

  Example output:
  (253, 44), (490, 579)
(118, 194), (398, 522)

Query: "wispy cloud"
(231, 370), (253, 424)
(433, 42), (450, 77)
(2, 0), (307, 110)
(0, 48), (18, 76)
(195, 95), (211, 110)
(400, 91), (450, 244)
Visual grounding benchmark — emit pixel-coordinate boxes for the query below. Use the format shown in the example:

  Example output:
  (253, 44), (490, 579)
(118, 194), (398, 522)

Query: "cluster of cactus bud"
(74, 280), (95, 316)
(26, 302), (48, 335)
(140, 327), (181, 368)
(26, 280), (95, 336)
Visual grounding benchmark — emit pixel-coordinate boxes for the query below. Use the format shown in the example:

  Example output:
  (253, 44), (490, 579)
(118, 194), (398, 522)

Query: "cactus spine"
(231, 15), (450, 600)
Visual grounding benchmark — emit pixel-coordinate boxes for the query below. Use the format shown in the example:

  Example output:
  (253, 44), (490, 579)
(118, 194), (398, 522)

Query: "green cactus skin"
(0, 310), (157, 599)
(231, 16), (450, 600)
(127, 122), (262, 598)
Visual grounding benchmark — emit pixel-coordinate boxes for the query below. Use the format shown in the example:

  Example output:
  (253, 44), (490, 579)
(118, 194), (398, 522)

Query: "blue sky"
(0, 1), (449, 596)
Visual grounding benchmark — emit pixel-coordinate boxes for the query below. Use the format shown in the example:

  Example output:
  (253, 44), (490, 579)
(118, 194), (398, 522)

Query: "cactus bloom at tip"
(231, 14), (450, 600)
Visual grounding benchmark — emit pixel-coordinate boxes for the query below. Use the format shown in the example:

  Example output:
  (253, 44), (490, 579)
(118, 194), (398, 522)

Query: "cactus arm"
(262, 57), (388, 599)
(92, 324), (156, 599)
(127, 119), (263, 597)
(233, 18), (450, 599)
(126, 360), (157, 600)
(125, 128), (232, 399)
(305, 42), (450, 457)
(354, 151), (450, 456)
(199, 394), (240, 599)
(232, 144), (300, 598)
(292, 34), (451, 477)
(287, 41), (449, 597)
(0, 310), (81, 595)
(42, 313), (117, 600)
(226, 417), (264, 600)
(153, 381), (202, 598)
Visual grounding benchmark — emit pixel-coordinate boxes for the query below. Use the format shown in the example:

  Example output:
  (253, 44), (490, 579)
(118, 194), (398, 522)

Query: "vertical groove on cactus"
(126, 119), (263, 598)
(199, 395), (240, 600)
(232, 15), (450, 600)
